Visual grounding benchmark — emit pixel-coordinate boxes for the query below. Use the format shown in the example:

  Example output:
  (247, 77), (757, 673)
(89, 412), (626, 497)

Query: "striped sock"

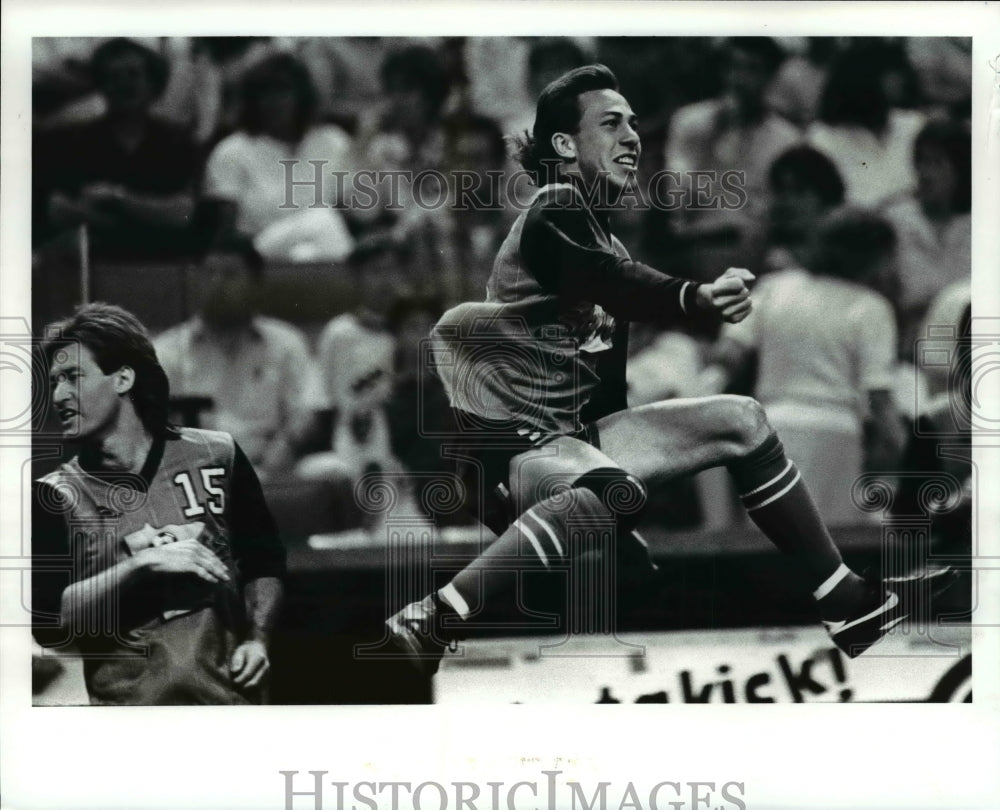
(443, 488), (611, 621)
(728, 432), (864, 603)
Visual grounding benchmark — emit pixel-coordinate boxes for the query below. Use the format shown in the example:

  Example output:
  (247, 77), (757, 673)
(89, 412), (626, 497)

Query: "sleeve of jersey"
(521, 200), (705, 326)
(31, 481), (72, 647)
(228, 442), (287, 582)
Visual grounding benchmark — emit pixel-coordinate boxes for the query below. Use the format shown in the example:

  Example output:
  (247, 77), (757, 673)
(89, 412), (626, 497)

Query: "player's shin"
(726, 432), (870, 618)
(440, 487), (610, 626)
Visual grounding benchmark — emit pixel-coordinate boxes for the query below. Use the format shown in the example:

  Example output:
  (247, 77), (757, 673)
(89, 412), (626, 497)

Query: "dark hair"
(769, 145), (846, 207)
(201, 236), (266, 282)
(514, 63), (620, 186)
(808, 207), (897, 282)
(443, 112), (508, 168)
(239, 52), (318, 141)
(41, 302), (173, 437)
(727, 36), (786, 76)
(818, 42), (898, 133)
(90, 38), (170, 100)
(914, 119), (971, 213)
(380, 44), (451, 118)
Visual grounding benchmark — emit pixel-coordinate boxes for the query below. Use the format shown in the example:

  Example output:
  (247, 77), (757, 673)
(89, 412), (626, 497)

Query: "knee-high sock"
(439, 487), (612, 621)
(727, 432), (868, 614)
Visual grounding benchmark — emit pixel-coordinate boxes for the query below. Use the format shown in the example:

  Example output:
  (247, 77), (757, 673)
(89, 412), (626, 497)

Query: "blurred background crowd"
(31, 35), (973, 542)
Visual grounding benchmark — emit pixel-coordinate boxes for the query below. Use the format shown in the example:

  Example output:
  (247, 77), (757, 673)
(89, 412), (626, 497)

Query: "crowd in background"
(31, 35), (973, 537)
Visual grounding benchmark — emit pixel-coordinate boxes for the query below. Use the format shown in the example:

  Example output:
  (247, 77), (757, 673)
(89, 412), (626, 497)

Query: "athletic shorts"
(448, 409), (601, 534)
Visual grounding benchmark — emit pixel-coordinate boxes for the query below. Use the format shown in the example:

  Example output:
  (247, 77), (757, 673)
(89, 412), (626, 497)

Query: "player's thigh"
(507, 435), (620, 513)
(595, 395), (765, 484)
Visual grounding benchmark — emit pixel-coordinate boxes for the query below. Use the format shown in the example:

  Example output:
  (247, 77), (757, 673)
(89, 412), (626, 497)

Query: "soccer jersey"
(32, 427), (285, 705)
(432, 182), (706, 435)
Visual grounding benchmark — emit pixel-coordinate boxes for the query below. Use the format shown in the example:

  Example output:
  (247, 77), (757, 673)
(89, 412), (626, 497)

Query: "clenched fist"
(696, 267), (755, 324)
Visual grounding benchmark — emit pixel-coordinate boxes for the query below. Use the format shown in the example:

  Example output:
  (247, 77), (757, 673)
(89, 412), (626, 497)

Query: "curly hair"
(512, 63), (619, 187)
(41, 302), (174, 437)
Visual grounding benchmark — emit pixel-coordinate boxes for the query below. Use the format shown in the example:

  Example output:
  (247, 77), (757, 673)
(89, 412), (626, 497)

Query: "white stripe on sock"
(514, 518), (549, 568)
(744, 471), (801, 511)
(813, 563), (851, 602)
(526, 509), (564, 558)
(439, 583), (471, 619)
(740, 459), (793, 499)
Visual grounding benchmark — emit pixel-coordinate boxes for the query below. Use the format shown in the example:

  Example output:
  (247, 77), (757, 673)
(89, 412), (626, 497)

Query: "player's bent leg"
(595, 395), (952, 658)
(594, 395), (770, 484)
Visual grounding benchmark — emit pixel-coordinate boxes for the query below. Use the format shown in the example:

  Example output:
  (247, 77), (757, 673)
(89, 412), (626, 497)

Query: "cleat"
(824, 567), (958, 658)
(385, 595), (449, 677)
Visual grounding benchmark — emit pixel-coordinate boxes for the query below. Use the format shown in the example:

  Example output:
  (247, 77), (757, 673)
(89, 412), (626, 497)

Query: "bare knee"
(711, 395), (771, 455)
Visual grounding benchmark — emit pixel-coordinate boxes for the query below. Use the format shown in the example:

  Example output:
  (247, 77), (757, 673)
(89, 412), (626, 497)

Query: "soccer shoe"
(385, 595), (452, 677)
(823, 567), (958, 658)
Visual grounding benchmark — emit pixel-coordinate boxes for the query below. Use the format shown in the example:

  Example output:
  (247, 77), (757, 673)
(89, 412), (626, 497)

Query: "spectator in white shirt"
(883, 119), (971, 359)
(704, 208), (905, 525)
(155, 240), (318, 479)
(203, 53), (354, 262)
(808, 42), (926, 208)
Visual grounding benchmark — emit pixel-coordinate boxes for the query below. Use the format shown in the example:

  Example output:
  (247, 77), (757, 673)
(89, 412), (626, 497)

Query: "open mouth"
(58, 408), (78, 424)
(614, 154), (637, 169)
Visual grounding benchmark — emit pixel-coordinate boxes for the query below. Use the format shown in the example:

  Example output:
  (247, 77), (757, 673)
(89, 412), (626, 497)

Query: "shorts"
(448, 409), (601, 534)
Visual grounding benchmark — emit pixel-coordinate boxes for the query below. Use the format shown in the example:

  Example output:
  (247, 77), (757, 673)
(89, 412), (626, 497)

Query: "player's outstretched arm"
(522, 197), (704, 325)
(695, 267), (755, 323)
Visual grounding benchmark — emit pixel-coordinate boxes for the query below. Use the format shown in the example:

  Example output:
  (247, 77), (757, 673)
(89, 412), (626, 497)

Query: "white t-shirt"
(204, 125), (354, 237)
(722, 267), (898, 431)
(807, 109), (925, 208)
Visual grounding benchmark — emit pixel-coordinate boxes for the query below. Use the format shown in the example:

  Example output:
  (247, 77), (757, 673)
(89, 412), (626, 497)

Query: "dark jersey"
(31, 427), (285, 705)
(432, 182), (708, 435)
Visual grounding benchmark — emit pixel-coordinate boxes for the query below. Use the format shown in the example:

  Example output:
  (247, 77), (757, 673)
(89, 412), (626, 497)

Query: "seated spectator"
(808, 42), (926, 207)
(764, 145), (846, 273)
(883, 120), (971, 360)
(154, 241), (317, 480)
(298, 246), (402, 486)
(303, 308), (397, 481)
(766, 37), (842, 131)
(703, 208), (906, 525)
(202, 52), (355, 262)
(665, 37), (800, 278)
(33, 38), (200, 259)
(352, 44), (461, 302)
(357, 43), (452, 177)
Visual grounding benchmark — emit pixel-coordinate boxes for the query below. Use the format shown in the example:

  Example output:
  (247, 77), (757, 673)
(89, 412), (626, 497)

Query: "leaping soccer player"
(386, 64), (951, 675)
